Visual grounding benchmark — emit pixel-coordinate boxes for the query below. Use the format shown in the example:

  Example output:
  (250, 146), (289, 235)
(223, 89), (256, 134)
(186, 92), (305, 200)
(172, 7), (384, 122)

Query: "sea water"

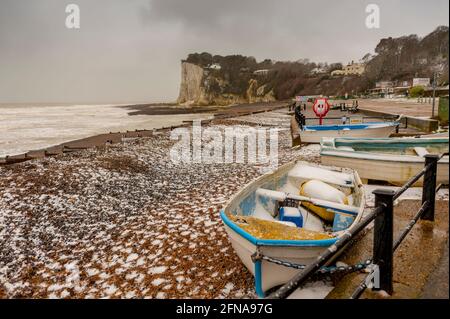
(0, 104), (212, 157)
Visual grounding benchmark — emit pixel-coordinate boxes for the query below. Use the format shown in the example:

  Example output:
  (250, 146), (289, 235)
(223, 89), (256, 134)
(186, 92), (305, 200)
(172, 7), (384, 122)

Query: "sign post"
(312, 98), (330, 125)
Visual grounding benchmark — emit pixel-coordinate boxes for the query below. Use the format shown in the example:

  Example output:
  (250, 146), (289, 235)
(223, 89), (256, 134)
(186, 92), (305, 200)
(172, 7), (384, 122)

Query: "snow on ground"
(233, 109), (292, 127)
(0, 110), (319, 299)
(1, 107), (446, 299)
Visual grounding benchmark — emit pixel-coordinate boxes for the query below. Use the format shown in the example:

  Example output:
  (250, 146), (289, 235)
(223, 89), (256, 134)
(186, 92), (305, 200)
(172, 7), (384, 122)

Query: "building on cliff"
(331, 61), (365, 76)
(206, 63), (222, 70)
(253, 69), (270, 76)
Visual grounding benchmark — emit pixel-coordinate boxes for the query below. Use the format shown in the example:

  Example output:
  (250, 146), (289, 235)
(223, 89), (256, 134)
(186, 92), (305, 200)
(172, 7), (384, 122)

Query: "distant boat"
(320, 136), (449, 186)
(296, 121), (400, 144)
(220, 161), (365, 297)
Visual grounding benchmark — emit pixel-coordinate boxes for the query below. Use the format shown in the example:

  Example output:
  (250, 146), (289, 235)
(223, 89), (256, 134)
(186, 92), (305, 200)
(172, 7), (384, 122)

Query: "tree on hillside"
(185, 52), (213, 66)
(328, 63), (343, 73)
(365, 27), (449, 83)
(410, 86), (425, 98)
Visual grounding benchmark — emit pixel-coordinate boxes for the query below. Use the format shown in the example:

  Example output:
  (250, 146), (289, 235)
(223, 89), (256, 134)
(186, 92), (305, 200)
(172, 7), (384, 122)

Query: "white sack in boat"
(300, 180), (349, 221)
(301, 180), (347, 204)
(299, 206), (325, 232)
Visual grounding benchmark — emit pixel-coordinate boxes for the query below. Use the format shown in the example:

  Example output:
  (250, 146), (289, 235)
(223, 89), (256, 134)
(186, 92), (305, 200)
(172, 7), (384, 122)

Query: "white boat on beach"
(320, 137), (449, 186)
(422, 131), (449, 138)
(297, 121), (400, 143)
(220, 161), (365, 297)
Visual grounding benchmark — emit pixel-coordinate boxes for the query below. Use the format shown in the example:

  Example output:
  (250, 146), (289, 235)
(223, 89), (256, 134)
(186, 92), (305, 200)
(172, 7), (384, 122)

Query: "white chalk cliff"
(177, 62), (275, 106)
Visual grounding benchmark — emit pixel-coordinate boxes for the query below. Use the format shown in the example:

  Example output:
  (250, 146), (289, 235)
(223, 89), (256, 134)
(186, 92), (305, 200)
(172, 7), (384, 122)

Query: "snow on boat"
(220, 161), (365, 297)
(297, 121), (399, 144)
(421, 131), (449, 138)
(320, 137), (449, 186)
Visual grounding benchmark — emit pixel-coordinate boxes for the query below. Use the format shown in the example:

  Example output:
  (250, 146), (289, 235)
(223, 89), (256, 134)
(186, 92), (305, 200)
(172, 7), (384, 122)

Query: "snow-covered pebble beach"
(0, 109), (321, 298)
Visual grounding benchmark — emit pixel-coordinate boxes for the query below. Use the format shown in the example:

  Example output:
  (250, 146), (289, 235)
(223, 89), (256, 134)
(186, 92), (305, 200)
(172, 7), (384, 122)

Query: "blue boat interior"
(222, 163), (363, 247)
(304, 122), (394, 131)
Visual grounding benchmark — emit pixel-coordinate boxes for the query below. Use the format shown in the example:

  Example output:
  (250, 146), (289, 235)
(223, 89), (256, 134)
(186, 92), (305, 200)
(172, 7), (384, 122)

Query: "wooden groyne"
(1, 130), (157, 165)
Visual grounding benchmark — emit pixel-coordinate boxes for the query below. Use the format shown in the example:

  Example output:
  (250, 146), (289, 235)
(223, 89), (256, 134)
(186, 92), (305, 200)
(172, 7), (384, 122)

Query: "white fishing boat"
(220, 161), (365, 297)
(297, 121), (399, 143)
(320, 137), (449, 185)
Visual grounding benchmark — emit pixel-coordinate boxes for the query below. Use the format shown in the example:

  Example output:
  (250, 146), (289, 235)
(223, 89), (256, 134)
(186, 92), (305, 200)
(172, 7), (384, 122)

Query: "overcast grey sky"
(0, 0), (448, 104)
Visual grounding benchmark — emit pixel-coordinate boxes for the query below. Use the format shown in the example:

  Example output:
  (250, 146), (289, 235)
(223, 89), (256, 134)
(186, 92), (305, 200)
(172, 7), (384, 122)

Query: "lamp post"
(431, 72), (437, 118)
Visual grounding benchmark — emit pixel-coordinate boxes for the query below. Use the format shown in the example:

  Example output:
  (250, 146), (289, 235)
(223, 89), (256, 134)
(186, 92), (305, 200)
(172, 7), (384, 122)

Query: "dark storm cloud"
(0, 0), (448, 103)
(143, 0), (278, 28)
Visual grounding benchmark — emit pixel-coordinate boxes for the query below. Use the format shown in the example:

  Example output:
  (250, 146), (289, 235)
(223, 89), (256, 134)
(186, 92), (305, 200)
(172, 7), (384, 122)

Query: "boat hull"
(220, 161), (365, 297)
(300, 124), (397, 143)
(222, 222), (327, 295)
(321, 154), (449, 186)
(320, 137), (449, 185)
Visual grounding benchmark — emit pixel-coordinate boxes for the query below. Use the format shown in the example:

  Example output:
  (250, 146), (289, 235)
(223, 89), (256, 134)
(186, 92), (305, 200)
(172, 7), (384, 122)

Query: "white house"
(253, 69), (270, 76)
(207, 63), (222, 70)
(413, 78), (430, 87)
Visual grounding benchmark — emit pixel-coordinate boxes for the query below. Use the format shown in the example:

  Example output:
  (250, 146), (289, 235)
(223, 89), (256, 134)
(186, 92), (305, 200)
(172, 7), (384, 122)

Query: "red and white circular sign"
(313, 98), (330, 117)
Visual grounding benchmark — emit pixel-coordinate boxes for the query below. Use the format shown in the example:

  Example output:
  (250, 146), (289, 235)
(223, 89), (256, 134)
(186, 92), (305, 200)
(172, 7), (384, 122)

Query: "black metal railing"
(267, 154), (445, 299)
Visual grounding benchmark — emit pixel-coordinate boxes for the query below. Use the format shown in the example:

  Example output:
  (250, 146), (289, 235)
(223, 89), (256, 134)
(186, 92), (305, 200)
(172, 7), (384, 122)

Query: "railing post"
(421, 154), (439, 221)
(372, 189), (395, 295)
